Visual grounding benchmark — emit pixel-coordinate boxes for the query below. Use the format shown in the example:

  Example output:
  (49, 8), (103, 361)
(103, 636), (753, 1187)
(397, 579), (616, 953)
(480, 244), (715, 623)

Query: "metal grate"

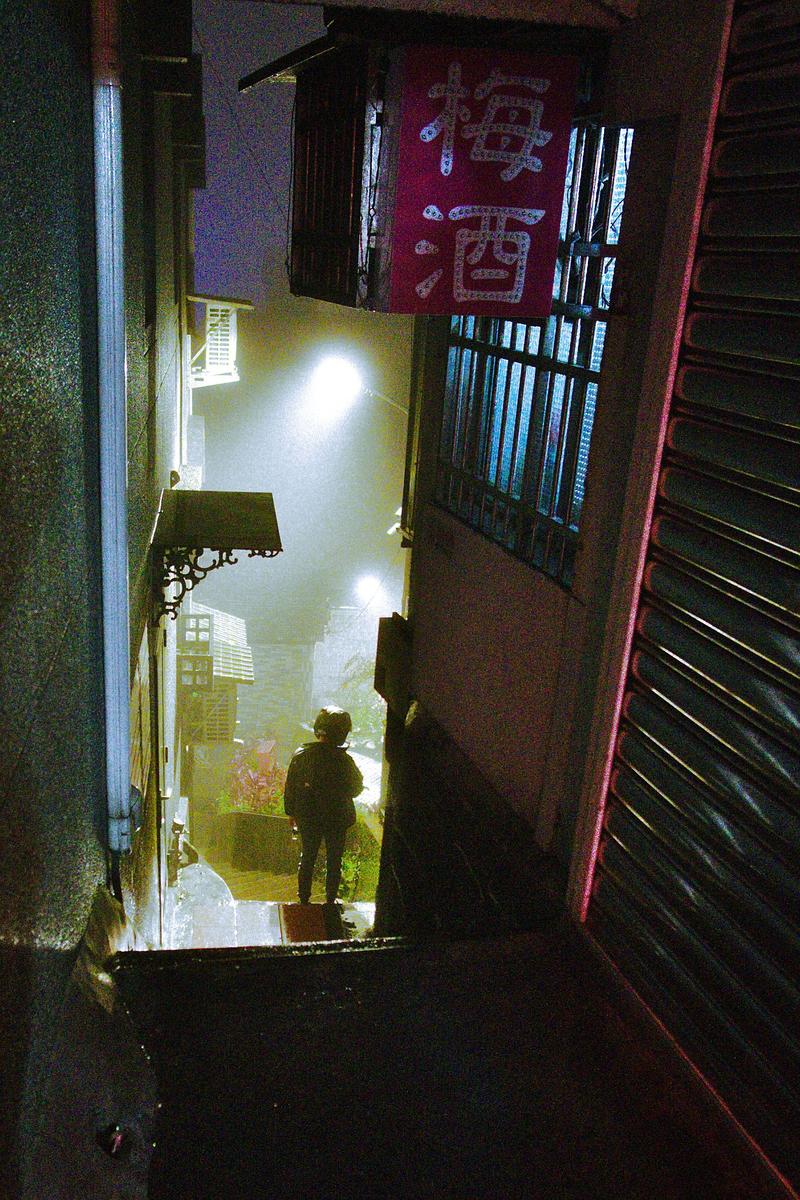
(435, 124), (633, 587)
(588, 2), (800, 1185)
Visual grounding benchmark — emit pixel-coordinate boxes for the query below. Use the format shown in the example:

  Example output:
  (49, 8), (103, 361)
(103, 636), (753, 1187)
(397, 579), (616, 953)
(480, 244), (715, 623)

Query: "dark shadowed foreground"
(113, 930), (776, 1200)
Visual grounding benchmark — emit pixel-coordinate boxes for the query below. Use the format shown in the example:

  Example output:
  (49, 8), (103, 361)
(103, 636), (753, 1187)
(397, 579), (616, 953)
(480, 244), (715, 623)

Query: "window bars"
(436, 124), (633, 587)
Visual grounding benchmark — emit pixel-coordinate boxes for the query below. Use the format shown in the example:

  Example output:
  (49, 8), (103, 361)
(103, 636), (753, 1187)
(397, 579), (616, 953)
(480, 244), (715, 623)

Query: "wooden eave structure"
(238, 2), (633, 94)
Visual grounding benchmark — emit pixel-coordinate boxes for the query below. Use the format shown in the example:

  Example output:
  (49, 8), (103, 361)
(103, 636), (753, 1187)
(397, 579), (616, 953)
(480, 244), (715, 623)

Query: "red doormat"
(279, 903), (328, 944)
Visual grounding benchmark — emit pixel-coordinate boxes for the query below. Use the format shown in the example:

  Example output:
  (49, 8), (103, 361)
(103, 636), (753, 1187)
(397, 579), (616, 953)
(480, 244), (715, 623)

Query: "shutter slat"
(612, 757), (800, 972)
(659, 467), (800, 549)
(592, 884), (800, 1157)
(624, 690), (799, 856)
(713, 128), (800, 177)
(693, 251), (800, 300)
(645, 561), (799, 678)
(600, 828), (800, 1090)
(730, 4), (800, 56)
(721, 64), (800, 117)
(638, 604), (800, 741)
(675, 364), (800, 428)
(685, 312), (800, 362)
(703, 189), (800, 240)
(667, 416), (799, 487)
(631, 648), (800, 796)
(652, 515), (798, 612)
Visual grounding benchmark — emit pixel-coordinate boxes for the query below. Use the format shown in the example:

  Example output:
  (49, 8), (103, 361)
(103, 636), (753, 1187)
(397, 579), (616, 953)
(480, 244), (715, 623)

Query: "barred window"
(435, 125), (634, 587)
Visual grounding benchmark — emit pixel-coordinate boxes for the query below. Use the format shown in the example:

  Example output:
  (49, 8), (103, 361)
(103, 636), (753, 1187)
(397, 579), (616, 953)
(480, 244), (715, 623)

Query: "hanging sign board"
(382, 47), (579, 317)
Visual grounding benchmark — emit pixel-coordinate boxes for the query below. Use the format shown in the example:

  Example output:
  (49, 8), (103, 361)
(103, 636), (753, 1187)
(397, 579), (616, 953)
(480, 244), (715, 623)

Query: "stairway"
(111, 930), (774, 1200)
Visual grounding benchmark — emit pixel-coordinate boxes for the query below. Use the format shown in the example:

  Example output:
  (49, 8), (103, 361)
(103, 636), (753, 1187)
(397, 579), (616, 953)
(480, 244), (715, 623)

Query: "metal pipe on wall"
(92, 0), (132, 856)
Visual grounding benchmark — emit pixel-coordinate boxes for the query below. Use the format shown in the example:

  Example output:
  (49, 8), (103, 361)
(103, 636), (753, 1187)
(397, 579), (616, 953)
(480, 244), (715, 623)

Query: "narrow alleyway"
(110, 929), (777, 1200)
(168, 858), (376, 948)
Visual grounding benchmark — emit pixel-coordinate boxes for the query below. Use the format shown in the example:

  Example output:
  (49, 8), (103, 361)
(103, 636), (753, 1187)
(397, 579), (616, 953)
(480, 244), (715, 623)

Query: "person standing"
(283, 706), (363, 905)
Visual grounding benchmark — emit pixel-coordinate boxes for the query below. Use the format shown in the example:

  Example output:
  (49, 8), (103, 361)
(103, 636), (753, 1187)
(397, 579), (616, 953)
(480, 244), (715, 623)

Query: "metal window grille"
(436, 124), (634, 587)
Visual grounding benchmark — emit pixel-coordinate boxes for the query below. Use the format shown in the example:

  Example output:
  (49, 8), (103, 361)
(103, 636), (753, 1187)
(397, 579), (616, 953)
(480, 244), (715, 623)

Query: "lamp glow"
(355, 574), (387, 611)
(307, 356), (363, 421)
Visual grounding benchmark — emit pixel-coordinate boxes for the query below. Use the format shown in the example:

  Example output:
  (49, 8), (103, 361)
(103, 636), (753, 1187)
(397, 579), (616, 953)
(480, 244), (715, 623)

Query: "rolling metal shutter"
(587, 1), (800, 1185)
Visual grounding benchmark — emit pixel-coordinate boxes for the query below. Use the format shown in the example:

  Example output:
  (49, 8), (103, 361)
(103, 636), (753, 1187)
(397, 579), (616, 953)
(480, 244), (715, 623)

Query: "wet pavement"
(168, 859), (376, 948)
(112, 928), (782, 1200)
(22, 889), (156, 1200)
(22, 880), (787, 1200)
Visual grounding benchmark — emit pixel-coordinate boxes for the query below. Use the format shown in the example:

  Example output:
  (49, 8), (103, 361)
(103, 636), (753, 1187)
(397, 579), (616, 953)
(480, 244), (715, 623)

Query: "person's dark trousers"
(297, 817), (347, 904)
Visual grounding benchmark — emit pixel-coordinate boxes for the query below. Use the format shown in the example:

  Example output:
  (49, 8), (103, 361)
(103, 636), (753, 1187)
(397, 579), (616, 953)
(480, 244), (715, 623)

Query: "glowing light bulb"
(355, 574), (387, 610)
(306, 356), (362, 421)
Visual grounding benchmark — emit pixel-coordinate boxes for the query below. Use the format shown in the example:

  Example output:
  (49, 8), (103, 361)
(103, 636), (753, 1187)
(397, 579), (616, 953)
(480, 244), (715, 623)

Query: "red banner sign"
(388, 47), (579, 317)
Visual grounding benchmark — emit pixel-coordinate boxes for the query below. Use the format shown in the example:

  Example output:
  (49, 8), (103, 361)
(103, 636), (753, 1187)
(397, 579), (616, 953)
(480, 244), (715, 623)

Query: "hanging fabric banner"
(385, 47), (579, 317)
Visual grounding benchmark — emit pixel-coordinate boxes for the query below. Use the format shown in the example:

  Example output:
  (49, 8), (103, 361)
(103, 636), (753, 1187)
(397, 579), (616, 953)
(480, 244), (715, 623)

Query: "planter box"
(216, 811), (298, 873)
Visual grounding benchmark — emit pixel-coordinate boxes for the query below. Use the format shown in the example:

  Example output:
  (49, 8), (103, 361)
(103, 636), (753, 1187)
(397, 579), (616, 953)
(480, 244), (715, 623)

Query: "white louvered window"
(205, 305), (236, 372)
(191, 300), (246, 389)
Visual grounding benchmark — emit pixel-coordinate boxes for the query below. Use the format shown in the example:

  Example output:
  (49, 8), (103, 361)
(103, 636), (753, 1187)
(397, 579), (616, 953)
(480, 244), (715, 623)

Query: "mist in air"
(190, 1), (413, 759)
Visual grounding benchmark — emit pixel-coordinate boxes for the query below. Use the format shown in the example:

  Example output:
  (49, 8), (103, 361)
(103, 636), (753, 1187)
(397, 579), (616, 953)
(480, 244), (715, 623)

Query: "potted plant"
(215, 739), (296, 872)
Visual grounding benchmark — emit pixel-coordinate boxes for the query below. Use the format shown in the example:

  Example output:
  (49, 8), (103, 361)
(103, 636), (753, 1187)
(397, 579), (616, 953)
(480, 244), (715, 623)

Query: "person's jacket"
(283, 741), (363, 830)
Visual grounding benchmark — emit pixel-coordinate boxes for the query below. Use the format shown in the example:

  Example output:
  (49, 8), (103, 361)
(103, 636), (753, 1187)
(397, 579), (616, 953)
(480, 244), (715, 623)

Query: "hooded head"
(313, 706), (352, 747)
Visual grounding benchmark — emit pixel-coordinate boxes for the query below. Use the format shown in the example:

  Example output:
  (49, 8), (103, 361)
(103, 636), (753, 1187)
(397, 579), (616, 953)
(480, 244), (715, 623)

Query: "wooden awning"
(152, 490), (282, 621)
(152, 490), (281, 554)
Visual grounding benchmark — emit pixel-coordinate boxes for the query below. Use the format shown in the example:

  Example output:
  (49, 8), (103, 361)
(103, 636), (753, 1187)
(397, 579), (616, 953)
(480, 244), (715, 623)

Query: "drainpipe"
(92, 0), (132, 870)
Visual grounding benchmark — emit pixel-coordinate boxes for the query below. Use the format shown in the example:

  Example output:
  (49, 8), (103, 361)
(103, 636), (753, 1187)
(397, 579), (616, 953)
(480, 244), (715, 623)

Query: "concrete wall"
(405, 0), (732, 868)
(236, 642), (315, 761)
(0, 1), (107, 1192)
(0, 4), (202, 1183)
(412, 507), (572, 823)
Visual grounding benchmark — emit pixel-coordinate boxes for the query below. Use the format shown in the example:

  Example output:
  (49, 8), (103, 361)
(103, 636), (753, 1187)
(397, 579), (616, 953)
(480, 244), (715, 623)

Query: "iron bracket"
(153, 545), (280, 622)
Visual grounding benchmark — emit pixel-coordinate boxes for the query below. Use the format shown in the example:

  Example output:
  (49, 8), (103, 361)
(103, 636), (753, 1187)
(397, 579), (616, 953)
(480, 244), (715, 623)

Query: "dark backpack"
(284, 742), (362, 829)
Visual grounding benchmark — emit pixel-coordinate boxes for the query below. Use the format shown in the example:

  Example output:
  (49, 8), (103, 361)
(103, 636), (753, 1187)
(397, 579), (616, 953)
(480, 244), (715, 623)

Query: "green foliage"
(338, 849), (361, 900)
(312, 811), (381, 902)
(217, 738), (287, 816)
(339, 652), (386, 752)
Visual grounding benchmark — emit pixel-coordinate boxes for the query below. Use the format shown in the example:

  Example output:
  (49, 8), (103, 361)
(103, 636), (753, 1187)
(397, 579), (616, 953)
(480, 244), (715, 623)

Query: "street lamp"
(355, 573), (390, 610)
(304, 354), (409, 421)
(362, 387), (408, 416)
(307, 356), (363, 421)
